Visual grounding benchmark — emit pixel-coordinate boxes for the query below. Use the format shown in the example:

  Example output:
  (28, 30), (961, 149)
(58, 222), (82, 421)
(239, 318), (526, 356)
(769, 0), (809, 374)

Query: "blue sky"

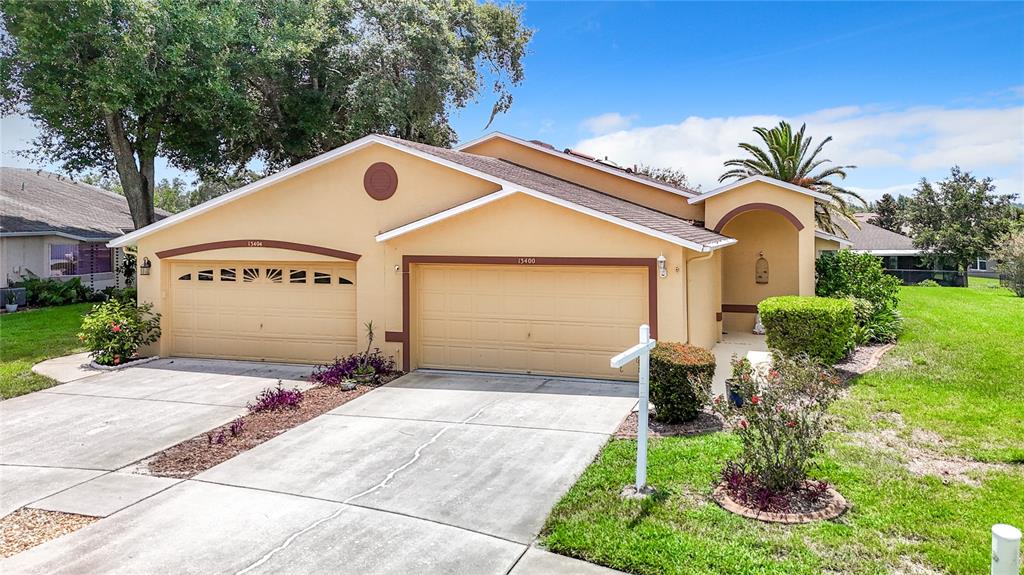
(3, 1), (1022, 202)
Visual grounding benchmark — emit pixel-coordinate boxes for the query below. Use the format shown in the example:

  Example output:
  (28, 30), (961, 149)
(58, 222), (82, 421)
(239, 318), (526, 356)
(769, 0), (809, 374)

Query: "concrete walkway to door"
(2, 371), (635, 574)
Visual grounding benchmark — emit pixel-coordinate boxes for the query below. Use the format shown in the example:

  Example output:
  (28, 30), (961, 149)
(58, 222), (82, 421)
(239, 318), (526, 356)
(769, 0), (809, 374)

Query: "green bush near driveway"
(649, 342), (715, 423)
(78, 300), (161, 366)
(759, 296), (854, 363)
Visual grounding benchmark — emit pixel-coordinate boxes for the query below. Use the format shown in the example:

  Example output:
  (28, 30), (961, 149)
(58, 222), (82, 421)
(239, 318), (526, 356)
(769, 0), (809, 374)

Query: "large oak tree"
(1, 0), (531, 229)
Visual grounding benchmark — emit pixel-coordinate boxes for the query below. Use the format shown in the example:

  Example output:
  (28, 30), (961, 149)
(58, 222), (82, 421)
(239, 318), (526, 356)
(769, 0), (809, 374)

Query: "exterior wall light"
(139, 257), (152, 276)
(656, 254), (667, 278)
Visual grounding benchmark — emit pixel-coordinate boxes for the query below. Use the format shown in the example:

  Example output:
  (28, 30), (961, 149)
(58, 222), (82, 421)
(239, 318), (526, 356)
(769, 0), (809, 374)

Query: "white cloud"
(579, 112), (636, 136)
(573, 104), (1024, 202)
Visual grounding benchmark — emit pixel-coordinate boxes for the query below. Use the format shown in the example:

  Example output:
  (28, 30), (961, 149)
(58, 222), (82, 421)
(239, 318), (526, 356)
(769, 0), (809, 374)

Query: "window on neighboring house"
(48, 243), (113, 277)
(973, 258), (988, 271)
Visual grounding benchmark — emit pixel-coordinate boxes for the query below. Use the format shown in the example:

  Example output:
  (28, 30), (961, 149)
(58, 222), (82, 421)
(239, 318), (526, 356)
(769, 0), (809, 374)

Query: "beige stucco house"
(111, 133), (835, 380)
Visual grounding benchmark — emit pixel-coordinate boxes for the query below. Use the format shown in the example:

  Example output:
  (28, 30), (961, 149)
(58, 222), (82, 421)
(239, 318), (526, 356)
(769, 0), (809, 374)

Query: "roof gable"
(688, 175), (831, 204)
(457, 132), (699, 198)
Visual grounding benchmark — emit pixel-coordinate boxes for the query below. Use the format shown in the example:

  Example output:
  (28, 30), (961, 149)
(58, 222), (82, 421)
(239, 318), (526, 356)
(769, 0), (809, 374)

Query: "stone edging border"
(88, 356), (160, 371)
(711, 483), (849, 524)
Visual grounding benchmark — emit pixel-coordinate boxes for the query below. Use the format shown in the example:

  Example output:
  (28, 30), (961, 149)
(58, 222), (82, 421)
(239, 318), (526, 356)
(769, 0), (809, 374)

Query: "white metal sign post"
(610, 324), (656, 491)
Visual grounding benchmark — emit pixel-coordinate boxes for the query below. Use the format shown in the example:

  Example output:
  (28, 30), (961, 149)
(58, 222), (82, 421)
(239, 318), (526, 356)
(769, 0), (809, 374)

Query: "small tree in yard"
(993, 230), (1024, 297)
(869, 193), (905, 233)
(709, 355), (843, 510)
(904, 167), (1017, 276)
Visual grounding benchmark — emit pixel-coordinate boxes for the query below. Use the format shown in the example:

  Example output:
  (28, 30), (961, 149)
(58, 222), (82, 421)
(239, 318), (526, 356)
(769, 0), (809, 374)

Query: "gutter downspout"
(686, 249), (718, 345)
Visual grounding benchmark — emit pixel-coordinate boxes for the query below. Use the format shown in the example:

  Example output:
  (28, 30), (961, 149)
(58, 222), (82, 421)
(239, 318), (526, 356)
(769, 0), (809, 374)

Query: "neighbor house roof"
(0, 168), (166, 241)
(836, 214), (919, 255)
(455, 132), (700, 198)
(112, 134), (735, 253)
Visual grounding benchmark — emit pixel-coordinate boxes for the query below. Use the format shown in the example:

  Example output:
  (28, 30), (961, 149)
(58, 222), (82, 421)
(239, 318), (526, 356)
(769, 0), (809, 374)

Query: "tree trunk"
(103, 112), (156, 229)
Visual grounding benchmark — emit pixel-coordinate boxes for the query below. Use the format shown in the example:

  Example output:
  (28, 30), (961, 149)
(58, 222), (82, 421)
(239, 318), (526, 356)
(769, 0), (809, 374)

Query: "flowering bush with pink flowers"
(710, 354), (843, 492)
(78, 299), (161, 366)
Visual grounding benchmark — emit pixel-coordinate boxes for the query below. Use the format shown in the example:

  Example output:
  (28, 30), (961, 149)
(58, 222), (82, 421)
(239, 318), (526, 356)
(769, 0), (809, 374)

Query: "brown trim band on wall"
(712, 202), (805, 233)
(384, 331), (407, 343)
(716, 312), (723, 322)
(722, 304), (759, 314)
(155, 240), (361, 261)
(393, 255), (659, 373)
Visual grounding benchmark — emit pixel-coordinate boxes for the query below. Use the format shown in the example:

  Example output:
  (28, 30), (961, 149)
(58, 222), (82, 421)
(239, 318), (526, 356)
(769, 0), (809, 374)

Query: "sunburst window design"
(289, 269), (307, 284)
(220, 268), (236, 282)
(243, 268), (260, 282)
(266, 268), (283, 283)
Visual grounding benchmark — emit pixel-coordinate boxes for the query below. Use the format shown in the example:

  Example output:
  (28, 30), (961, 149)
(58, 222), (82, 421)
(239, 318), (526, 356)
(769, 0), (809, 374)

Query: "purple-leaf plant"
(248, 382), (303, 414)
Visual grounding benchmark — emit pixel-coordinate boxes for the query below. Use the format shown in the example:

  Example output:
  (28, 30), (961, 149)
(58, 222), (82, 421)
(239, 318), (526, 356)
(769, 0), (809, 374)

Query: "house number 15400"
(517, 257), (536, 265)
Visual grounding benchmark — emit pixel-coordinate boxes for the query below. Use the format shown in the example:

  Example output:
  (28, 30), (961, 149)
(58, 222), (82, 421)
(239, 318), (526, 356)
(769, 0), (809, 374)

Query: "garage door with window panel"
(170, 261), (357, 363)
(415, 264), (648, 379)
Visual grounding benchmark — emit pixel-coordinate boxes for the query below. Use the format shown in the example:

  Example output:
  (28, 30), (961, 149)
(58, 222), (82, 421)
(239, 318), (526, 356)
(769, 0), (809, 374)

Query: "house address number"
(517, 257), (537, 265)
(247, 241), (264, 247)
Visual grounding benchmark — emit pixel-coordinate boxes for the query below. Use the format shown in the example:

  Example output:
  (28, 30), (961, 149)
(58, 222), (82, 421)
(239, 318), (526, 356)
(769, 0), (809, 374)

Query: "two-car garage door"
(169, 260), (648, 378)
(415, 265), (648, 379)
(170, 261), (357, 363)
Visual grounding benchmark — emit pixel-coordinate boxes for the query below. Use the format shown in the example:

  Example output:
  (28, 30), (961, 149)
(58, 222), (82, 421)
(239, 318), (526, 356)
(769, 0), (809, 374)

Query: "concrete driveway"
(0, 358), (313, 518)
(2, 371), (635, 574)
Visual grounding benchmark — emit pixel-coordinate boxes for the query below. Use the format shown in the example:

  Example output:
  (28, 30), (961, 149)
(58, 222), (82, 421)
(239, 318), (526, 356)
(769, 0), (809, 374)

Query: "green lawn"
(0, 303), (92, 399)
(543, 281), (1024, 575)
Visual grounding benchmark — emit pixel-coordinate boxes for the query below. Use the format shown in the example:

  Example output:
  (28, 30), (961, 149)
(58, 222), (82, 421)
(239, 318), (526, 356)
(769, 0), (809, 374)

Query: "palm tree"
(720, 121), (864, 235)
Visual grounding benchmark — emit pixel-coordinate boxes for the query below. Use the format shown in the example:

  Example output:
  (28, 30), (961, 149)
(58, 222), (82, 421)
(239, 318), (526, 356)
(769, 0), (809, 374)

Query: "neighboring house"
(111, 132), (831, 379)
(0, 168), (162, 289)
(815, 213), (966, 286)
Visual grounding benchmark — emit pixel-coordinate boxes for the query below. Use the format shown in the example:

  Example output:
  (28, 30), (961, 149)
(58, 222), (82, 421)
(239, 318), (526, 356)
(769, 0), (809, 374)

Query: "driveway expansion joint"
(326, 411), (611, 436)
(36, 390), (247, 409)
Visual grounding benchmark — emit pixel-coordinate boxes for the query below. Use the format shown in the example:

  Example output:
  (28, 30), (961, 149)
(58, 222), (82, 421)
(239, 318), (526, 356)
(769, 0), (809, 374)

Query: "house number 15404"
(247, 241), (264, 247)
(518, 257), (536, 265)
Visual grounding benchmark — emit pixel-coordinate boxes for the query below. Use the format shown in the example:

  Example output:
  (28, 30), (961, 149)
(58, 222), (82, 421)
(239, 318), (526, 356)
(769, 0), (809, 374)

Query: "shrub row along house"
(0, 168), (160, 291)
(110, 133), (852, 379)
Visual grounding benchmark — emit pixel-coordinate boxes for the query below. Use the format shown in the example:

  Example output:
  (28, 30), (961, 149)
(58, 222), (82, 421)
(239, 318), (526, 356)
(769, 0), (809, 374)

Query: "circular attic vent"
(364, 162), (398, 200)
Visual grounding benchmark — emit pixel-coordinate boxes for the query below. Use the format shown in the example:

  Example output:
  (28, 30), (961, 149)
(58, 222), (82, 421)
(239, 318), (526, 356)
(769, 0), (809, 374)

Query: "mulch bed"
(145, 383), (374, 479)
(835, 343), (895, 381)
(614, 410), (724, 439)
(712, 481), (848, 524)
(0, 508), (97, 558)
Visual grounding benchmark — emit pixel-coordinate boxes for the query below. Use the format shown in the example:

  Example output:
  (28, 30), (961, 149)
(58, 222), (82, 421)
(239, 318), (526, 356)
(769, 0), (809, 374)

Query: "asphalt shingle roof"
(382, 136), (732, 249)
(0, 168), (156, 240)
(835, 213), (917, 252)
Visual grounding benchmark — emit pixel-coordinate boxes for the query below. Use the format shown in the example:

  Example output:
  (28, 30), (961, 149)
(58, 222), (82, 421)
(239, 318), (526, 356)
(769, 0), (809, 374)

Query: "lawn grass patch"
(543, 282), (1024, 575)
(0, 304), (91, 399)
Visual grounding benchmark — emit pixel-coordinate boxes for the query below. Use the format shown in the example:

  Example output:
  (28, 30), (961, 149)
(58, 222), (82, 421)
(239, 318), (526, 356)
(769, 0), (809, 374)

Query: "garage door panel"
(415, 264), (646, 380)
(170, 261), (357, 364)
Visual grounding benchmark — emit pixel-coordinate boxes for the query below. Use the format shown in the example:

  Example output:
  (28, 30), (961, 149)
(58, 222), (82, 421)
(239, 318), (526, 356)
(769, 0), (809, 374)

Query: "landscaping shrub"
(815, 250), (901, 310)
(100, 286), (138, 303)
(16, 276), (97, 306)
(248, 383), (303, 413)
(77, 299), (161, 366)
(916, 279), (941, 287)
(758, 296), (854, 363)
(648, 341), (716, 423)
(710, 354), (843, 493)
(815, 250), (904, 344)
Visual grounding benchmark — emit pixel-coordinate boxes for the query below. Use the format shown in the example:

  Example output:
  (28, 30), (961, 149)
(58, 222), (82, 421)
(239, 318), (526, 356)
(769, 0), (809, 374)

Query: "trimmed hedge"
(758, 296), (855, 364)
(649, 342), (716, 423)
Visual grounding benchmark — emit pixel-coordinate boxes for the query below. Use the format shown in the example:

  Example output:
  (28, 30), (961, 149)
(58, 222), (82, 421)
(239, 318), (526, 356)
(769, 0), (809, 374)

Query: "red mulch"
(146, 384), (373, 478)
